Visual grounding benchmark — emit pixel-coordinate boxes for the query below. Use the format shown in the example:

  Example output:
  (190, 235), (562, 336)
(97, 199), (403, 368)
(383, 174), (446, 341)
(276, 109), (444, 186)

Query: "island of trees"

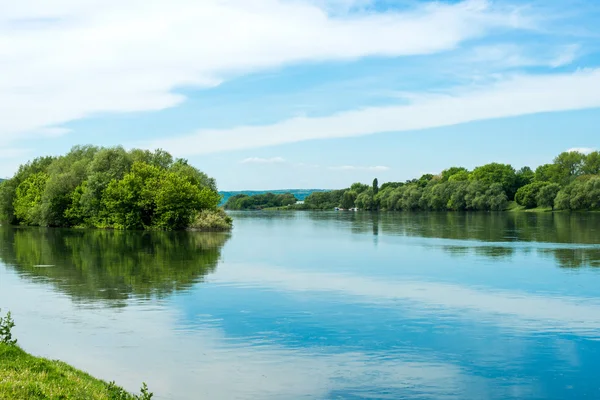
(0, 146), (232, 231)
(224, 150), (600, 212)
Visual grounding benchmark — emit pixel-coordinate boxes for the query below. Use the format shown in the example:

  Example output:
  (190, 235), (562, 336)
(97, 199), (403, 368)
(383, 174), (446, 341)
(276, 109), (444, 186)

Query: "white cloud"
(468, 43), (580, 69)
(0, 0), (525, 142)
(329, 165), (390, 171)
(240, 157), (286, 164)
(548, 44), (580, 68)
(144, 68), (600, 155)
(567, 147), (596, 154)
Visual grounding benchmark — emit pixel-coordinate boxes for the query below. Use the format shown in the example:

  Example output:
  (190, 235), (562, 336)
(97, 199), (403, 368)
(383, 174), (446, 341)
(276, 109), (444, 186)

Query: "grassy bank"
(0, 343), (151, 399)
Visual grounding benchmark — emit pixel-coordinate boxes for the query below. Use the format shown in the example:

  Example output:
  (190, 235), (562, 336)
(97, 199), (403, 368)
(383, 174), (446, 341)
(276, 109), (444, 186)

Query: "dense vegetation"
(0, 310), (152, 399)
(299, 150), (600, 212)
(219, 189), (325, 205)
(224, 192), (298, 210)
(0, 146), (231, 231)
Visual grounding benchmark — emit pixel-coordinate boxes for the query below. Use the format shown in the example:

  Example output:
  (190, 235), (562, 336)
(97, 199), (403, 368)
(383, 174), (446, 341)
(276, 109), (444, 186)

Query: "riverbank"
(0, 343), (150, 399)
(239, 201), (561, 212)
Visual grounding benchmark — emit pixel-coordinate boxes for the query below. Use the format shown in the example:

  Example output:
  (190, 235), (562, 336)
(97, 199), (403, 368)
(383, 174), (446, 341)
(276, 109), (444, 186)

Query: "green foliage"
(555, 176), (600, 211)
(448, 170), (470, 182)
(355, 188), (375, 210)
(13, 172), (48, 225)
(583, 151), (600, 175)
(190, 209), (234, 231)
(441, 167), (469, 182)
(224, 192), (297, 210)
(0, 310), (16, 346)
(417, 174), (435, 188)
(0, 342), (151, 399)
(553, 151), (586, 184)
(379, 182), (404, 191)
(107, 382), (153, 400)
(534, 163), (558, 183)
(516, 166), (534, 188)
(340, 190), (357, 209)
(0, 146), (221, 230)
(536, 183), (561, 210)
(219, 189), (324, 205)
(0, 156), (55, 224)
(470, 163), (518, 199)
(220, 146), (600, 213)
(350, 182), (370, 193)
(515, 182), (550, 209)
(304, 190), (345, 210)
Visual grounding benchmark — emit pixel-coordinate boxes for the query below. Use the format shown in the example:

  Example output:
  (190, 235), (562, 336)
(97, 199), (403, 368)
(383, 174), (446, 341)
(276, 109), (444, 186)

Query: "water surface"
(1, 212), (600, 399)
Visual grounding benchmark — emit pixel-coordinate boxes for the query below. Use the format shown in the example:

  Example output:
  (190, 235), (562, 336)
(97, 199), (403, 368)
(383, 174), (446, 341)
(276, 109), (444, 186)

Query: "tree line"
(226, 150), (600, 212)
(224, 192), (298, 210)
(0, 146), (228, 230)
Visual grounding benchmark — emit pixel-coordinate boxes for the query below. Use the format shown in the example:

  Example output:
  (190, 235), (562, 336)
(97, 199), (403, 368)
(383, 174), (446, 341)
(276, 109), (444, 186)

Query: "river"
(1, 211), (600, 399)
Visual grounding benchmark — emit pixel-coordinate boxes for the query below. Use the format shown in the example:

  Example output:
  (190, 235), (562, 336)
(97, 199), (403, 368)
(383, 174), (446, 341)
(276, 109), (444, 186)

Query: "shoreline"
(0, 343), (150, 399)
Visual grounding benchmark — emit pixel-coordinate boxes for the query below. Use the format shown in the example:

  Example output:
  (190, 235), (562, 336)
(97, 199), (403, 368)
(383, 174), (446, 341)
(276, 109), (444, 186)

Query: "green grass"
(0, 343), (144, 399)
(505, 201), (524, 211)
(505, 201), (553, 213)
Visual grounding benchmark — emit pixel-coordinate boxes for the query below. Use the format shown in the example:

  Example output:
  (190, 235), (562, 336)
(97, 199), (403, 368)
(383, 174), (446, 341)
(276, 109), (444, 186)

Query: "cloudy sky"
(1, 0), (599, 190)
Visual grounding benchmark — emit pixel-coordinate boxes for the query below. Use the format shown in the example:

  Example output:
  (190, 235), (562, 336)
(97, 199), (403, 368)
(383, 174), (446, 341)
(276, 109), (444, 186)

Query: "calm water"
(1, 212), (600, 399)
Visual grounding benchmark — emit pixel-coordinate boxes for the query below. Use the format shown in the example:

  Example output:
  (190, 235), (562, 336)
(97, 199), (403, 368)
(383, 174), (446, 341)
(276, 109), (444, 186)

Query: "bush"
(0, 147), (221, 230)
(515, 182), (549, 209)
(0, 309), (16, 345)
(189, 209), (233, 232)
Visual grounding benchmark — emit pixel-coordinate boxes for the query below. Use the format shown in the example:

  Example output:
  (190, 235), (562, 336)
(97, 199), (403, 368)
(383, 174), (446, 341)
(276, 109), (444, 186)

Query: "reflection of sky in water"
(1, 212), (600, 399)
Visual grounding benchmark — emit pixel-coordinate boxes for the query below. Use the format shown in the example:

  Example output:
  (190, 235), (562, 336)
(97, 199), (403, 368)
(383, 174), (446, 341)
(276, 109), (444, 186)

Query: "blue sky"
(1, 0), (600, 190)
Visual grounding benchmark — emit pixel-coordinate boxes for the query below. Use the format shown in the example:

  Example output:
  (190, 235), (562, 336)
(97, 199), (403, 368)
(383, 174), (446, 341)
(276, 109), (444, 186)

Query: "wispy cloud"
(467, 43), (580, 69)
(329, 165), (390, 172)
(567, 147), (596, 154)
(144, 68), (600, 155)
(240, 157), (286, 164)
(0, 0), (528, 142)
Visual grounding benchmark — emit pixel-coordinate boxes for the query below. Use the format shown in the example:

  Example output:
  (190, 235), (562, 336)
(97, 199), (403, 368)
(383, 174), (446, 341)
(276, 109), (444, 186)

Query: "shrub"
(0, 309), (17, 345)
(190, 209), (233, 232)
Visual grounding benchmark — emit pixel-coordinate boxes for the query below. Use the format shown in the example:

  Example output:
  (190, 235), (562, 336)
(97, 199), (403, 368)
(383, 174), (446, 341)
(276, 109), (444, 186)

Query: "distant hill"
(219, 189), (328, 206)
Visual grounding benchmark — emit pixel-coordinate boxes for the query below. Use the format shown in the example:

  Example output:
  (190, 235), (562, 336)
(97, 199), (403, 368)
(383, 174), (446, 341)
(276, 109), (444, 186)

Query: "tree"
(2, 147), (221, 230)
(0, 156), (55, 224)
(340, 190), (357, 209)
(417, 174), (435, 188)
(583, 151), (600, 175)
(534, 164), (559, 183)
(13, 172), (49, 225)
(553, 151), (586, 184)
(170, 159), (217, 192)
(515, 182), (550, 209)
(536, 183), (561, 210)
(154, 175), (219, 230)
(515, 166), (534, 189)
(470, 163), (517, 199)
(355, 188), (375, 210)
(372, 178), (379, 196)
(441, 167), (468, 182)
(487, 183), (509, 211)
(448, 170), (470, 182)
(350, 182), (370, 194)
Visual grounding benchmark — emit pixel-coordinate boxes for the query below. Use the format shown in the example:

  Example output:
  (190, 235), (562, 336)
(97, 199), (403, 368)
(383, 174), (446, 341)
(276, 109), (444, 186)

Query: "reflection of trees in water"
(307, 211), (600, 268)
(0, 227), (230, 305)
(539, 248), (600, 268)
